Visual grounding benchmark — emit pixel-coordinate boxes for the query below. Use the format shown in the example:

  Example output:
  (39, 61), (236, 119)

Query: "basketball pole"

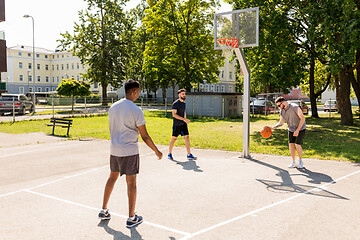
(234, 48), (250, 158)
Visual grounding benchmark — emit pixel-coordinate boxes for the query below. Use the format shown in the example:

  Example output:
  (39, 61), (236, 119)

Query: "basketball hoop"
(217, 38), (239, 59)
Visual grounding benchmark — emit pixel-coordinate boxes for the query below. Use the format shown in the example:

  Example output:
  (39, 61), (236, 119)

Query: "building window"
(229, 71), (232, 80)
(36, 54), (39, 58)
(52, 55), (55, 59)
(62, 55), (64, 58)
(37, 76), (41, 82)
(19, 87), (25, 94)
(205, 84), (209, 92)
(45, 65), (49, 70)
(221, 70), (224, 79)
(52, 65), (54, 71)
(94, 83), (98, 89)
(77, 75), (80, 81)
(221, 85), (225, 92)
(61, 64), (64, 70)
(46, 76), (49, 83)
(45, 87), (50, 92)
(45, 55), (48, 59)
(52, 87), (56, 91)
(19, 75), (24, 82)
(37, 87), (42, 92)
(19, 62), (23, 69)
(28, 63), (32, 69)
(216, 85), (220, 92)
(57, 55), (59, 58)
(77, 63), (79, 69)
(18, 52), (22, 56)
(229, 86), (233, 92)
(72, 63), (74, 69)
(28, 53), (31, 57)
(29, 75), (32, 82)
(57, 65), (59, 70)
(52, 77), (55, 83)
(37, 64), (40, 70)
(67, 64), (69, 70)
(56, 76), (60, 82)
(29, 87), (33, 92)
(211, 85), (214, 92)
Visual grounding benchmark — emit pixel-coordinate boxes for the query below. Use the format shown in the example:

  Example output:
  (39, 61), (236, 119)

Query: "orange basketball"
(261, 126), (272, 138)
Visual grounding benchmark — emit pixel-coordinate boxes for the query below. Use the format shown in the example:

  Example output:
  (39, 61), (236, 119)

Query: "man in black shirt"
(168, 89), (197, 160)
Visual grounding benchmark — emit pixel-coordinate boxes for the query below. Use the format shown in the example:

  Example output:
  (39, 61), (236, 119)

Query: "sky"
(1, 0), (233, 51)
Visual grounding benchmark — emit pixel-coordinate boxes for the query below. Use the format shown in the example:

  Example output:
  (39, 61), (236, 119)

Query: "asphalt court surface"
(1, 135), (360, 239)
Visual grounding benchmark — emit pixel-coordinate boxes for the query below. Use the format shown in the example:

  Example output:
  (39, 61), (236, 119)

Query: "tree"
(58, 0), (134, 106)
(56, 78), (91, 113)
(143, 0), (223, 93)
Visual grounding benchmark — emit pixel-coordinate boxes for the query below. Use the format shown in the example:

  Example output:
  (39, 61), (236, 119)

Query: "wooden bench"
(46, 118), (73, 136)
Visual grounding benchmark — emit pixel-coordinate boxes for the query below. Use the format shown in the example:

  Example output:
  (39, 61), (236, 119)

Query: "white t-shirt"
(109, 98), (146, 157)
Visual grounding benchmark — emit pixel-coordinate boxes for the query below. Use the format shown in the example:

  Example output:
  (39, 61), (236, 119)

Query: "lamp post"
(23, 14), (35, 113)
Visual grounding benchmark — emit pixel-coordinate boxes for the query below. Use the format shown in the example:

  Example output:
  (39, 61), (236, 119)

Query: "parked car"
(288, 100), (309, 115)
(324, 100), (338, 112)
(0, 94), (34, 115)
(250, 99), (276, 114)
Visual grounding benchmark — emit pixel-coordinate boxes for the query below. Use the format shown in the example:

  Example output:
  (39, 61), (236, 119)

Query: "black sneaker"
(126, 214), (143, 228)
(98, 209), (111, 220)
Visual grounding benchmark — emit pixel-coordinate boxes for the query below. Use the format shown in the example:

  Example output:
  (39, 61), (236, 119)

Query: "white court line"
(24, 189), (190, 236)
(0, 147), (168, 198)
(179, 168), (360, 240)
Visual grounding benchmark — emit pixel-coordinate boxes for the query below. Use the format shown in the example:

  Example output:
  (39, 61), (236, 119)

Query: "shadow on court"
(247, 157), (347, 200)
(98, 220), (144, 240)
(170, 159), (203, 172)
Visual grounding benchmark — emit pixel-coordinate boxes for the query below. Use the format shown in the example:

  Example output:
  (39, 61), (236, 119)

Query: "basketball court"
(1, 135), (360, 239)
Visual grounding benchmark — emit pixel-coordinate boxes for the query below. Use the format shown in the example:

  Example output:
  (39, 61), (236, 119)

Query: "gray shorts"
(110, 154), (139, 176)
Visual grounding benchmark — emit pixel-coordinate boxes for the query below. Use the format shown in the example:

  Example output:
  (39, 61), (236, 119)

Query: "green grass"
(1, 111), (359, 162)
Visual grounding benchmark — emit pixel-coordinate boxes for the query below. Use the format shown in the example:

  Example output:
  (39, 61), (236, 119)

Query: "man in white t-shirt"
(98, 79), (163, 228)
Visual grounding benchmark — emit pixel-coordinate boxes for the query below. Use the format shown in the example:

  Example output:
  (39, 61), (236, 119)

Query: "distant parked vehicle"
(250, 99), (276, 114)
(288, 100), (309, 115)
(0, 94), (34, 115)
(324, 100), (338, 112)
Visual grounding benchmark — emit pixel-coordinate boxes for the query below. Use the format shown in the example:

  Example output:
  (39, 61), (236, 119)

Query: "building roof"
(7, 45), (57, 54)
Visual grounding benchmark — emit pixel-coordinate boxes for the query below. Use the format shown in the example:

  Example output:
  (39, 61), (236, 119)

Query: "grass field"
(1, 111), (359, 162)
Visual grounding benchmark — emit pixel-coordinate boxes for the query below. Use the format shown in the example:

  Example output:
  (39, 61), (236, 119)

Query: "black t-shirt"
(172, 99), (186, 126)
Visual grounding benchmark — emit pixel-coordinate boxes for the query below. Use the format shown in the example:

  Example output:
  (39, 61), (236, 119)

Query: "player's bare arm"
(293, 108), (305, 137)
(138, 124), (163, 159)
(272, 115), (285, 130)
(172, 109), (190, 124)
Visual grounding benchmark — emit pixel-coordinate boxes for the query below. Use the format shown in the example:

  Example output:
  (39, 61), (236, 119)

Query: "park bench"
(46, 118), (73, 136)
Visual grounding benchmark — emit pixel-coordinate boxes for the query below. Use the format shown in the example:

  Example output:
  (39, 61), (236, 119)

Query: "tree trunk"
(350, 49), (360, 108)
(309, 56), (319, 118)
(338, 67), (353, 125)
(162, 87), (166, 104)
(102, 83), (108, 106)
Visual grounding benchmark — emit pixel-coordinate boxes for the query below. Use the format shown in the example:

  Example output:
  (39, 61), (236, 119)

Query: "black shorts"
(288, 129), (306, 145)
(110, 154), (139, 176)
(172, 124), (189, 137)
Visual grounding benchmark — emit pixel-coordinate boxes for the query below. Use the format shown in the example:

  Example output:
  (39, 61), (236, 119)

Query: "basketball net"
(217, 38), (239, 59)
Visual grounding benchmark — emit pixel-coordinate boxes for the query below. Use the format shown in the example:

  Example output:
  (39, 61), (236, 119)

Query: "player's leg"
(169, 136), (177, 154)
(125, 174), (143, 228)
(126, 174), (137, 217)
(184, 135), (191, 155)
(295, 130), (305, 168)
(288, 131), (297, 168)
(102, 171), (119, 210)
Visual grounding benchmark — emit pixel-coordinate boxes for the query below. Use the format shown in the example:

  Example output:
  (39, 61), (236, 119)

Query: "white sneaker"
(298, 160), (304, 169)
(288, 161), (296, 168)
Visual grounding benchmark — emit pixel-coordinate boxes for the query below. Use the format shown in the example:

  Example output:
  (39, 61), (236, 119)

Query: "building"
(0, 0), (7, 94)
(2, 45), (99, 94)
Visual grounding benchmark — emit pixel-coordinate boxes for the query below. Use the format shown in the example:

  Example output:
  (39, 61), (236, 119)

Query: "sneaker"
(98, 209), (111, 220)
(126, 214), (143, 228)
(288, 161), (296, 168)
(187, 153), (197, 160)
(168, 153), (174, 160)
(297, 160), (304, 169)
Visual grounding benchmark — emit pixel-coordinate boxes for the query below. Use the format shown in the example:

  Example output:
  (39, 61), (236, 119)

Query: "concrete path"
(0, 134), (359, 239)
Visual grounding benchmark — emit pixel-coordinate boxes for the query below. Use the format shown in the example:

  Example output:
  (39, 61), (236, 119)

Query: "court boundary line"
(24, 189), (190, 236)
(0, 147), (168, 198)
(179, 168), (360, 240)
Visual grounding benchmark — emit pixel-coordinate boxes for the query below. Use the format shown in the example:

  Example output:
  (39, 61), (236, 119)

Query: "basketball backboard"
(214, 7), (259, 50)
